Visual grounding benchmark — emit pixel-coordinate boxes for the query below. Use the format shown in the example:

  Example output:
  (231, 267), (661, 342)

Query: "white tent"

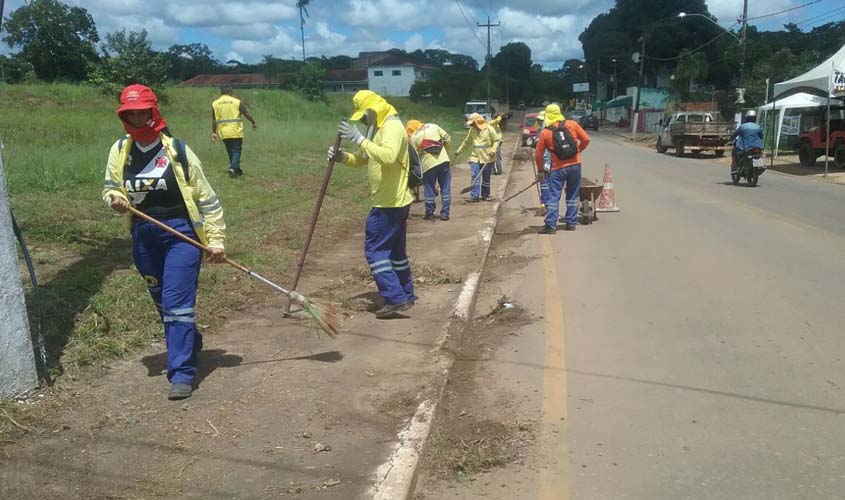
(768, 44), (845, 163)
(758, 92), (831, 155)
(774, 43), (845, 99)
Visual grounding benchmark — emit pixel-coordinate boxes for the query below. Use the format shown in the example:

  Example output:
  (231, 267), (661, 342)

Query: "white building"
(366, 56), (433, 97)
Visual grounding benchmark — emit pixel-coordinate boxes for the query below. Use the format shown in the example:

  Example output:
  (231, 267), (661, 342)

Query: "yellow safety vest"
(212, 95), (244, 139)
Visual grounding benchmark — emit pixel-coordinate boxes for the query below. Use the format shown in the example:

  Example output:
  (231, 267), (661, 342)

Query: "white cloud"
(404, 33), (425, 52)
(706, 0), (800, 25)
(165, 2), (296, 27)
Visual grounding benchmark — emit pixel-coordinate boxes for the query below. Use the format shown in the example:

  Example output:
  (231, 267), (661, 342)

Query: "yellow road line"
(539, 236), (570, 500)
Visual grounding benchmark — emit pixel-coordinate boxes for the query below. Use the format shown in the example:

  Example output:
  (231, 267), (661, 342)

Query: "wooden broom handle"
(125, 205), (250, 274)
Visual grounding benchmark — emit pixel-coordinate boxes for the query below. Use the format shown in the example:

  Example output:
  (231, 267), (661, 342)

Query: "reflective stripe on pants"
(364, 206), (414, 305)
(132, 218), (203, 385)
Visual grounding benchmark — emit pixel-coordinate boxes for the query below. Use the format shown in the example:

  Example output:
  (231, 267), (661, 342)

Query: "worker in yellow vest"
(211, 86), (257, 177)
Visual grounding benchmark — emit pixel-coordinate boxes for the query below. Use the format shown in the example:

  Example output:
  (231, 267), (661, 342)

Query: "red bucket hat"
(116, 84), (168, 143)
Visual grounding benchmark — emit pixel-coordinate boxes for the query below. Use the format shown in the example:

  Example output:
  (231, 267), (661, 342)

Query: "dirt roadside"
(0, 135), (518, 500)
(412, 142), (558, 499)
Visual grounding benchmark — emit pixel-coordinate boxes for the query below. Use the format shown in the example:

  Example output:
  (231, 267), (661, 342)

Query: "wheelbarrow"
(579, 181), (603, 225)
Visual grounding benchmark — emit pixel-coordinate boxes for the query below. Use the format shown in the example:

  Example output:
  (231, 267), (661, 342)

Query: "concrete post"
(0, 138), (38, 398)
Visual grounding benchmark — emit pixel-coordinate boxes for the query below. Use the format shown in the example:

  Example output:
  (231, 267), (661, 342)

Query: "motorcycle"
(732, 147), (765, 187)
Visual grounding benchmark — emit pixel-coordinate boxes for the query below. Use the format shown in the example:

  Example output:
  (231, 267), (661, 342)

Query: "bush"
(86, 29), (170, 98)
(294, 61), (325, 102)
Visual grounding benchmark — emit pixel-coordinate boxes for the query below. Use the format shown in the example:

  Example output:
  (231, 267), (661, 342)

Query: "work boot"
(423, 213), (434, 220)
(564, 224), (577, 231)
(440, 214), (450, 221)
(375, 303), (405, 319)
(398, 301), (415, 312)
(465, 197), (480, 203)
(168, 383), (192, 400)
(227, 168), (236, 178)
(538, 225), (556, 235)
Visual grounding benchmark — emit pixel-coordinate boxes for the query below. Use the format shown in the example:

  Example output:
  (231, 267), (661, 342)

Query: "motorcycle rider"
(730, 109), (764, 173)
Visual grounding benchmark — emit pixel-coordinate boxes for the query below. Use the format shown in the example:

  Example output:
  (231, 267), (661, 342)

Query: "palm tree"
(296, 0), (311, 62)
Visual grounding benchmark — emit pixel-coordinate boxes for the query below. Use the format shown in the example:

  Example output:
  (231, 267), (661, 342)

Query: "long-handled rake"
(503, 179), (541, 204)
(125, 205), (342, 338)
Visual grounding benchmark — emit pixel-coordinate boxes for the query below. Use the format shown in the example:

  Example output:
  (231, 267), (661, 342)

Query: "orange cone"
(596, 163), (620, 212)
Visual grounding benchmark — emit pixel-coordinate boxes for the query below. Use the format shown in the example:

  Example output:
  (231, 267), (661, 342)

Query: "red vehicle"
(798, 118), (845, 167)
(521, 112), (539, 147)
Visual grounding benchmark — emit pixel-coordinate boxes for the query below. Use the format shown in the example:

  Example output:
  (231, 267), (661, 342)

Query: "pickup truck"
(656, 111), (733, 157)
(464, 100), (511, 128)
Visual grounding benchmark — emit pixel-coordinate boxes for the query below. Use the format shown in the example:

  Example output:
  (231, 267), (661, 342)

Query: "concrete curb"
(366, 136), (523, 500)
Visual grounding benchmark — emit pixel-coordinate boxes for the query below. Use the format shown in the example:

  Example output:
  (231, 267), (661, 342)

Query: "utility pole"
(0, 136), (39, 398)
(478, 16), (501, 115)
(739, 0), (748, 88)
(632, 34), (647, 137)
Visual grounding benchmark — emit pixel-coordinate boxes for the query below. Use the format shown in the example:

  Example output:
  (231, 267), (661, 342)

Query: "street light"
(611, 58), (618, 99)
(677, 12), (741, 43)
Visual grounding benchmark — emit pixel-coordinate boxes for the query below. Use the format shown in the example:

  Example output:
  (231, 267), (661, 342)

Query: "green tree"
(672, 50), (708, 99)
(409, 81), (432, 103)
(0, 54), (35, 84)
(167, 43), (221, 81)
(87, 29), (170, 97)
(492, 42), (533, 103)
(2, 0), (99, 81)
(294, 61), (325, 101)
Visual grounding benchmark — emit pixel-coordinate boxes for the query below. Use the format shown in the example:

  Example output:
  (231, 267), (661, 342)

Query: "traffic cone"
(596, 163), (621, 212)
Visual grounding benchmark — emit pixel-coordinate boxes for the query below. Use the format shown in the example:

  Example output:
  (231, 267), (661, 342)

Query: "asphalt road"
(561, 133), (845, 500)
(417, 130), (845, 499)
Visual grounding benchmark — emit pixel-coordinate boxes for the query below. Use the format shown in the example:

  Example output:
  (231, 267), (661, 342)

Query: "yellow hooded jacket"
(102, 134), (226, 250)
(457, 124), (497, 164)
(343, 91), (415, 208)
(489, 115), (504, 153)
(410, 123), (451, 173)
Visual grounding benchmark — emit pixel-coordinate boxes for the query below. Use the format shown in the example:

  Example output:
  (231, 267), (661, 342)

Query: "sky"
(1, 0), (843, 68)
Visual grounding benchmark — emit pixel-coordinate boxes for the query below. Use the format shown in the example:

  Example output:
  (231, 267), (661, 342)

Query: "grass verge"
(0, 83), (469, 376)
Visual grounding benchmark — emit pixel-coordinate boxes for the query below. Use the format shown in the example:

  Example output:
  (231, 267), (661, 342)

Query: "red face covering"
(116, 84), (168, 143)
(119, 107), (168, 143)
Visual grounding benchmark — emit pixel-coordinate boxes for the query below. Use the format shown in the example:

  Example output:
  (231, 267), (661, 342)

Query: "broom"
(124, 205), (342, 338)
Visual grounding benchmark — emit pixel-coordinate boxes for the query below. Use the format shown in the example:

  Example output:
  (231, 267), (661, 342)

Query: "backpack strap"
(173, 138), (190, 182)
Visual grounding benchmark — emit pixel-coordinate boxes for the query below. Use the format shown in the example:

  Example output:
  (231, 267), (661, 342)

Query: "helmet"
(744, 109), (757, 123)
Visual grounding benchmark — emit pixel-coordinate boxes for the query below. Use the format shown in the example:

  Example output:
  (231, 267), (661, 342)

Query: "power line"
(795, 5), (845, 26)
(646, 29), (736, 61)
(747, 0), (824, 21)
(455, 0), (486, 49)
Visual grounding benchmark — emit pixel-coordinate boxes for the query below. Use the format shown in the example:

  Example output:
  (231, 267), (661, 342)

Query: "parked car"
(798, 114), (845, 167)
(656, 112), (732, 157)
(568, 110), (586, 123)
(521, 112), (539, 146)
(580, 114), (599, 131)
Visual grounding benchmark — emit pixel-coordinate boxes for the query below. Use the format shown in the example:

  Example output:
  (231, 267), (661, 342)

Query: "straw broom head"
(290, 291), (343, 338)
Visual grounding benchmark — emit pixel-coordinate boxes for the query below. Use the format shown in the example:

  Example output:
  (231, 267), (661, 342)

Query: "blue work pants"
(423, 162), (451, 217)
(223, 138), (243, 173)
(545, 164), (581, 228)
(132, 218), (203, 385)
(470, 162), (493, 200)
(365, 206), (414, 306)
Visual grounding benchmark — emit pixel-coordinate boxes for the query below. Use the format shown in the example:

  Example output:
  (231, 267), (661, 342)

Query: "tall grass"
(0, 83), (466, 371)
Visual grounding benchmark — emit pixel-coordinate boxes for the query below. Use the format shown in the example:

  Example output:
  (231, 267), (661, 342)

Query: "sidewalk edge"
(366, 136), (523, 500)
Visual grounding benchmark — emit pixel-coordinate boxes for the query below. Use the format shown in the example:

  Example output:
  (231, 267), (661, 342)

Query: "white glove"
(327, 146), (345, 163)
(338, 120), (365, 145)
